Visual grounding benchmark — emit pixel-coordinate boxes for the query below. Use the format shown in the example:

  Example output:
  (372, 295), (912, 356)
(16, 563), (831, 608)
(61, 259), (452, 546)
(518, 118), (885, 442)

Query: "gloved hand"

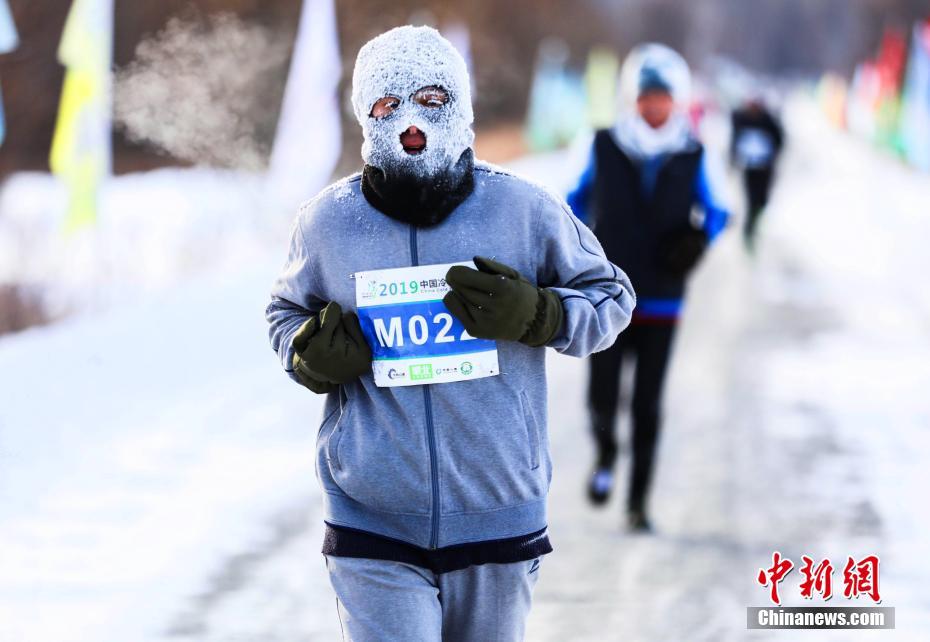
(291, 302), (372, 392)
(444, 256), (564, 347)
(658, 228), (708, 275)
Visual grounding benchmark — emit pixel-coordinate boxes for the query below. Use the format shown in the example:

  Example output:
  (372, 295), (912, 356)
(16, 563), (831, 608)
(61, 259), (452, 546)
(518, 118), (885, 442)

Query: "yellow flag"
(584, 47), (619, 129)
(49, 0), (113, 231)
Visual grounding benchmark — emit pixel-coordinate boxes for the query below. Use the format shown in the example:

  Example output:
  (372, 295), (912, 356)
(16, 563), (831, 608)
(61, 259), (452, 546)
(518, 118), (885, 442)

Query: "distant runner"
(568, 43), (729, 532)
(730, 95), (784, 249)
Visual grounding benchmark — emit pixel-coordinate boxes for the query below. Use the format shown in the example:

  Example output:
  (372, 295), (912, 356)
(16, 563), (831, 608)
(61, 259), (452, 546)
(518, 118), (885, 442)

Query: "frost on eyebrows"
(351, 25), (472, 124)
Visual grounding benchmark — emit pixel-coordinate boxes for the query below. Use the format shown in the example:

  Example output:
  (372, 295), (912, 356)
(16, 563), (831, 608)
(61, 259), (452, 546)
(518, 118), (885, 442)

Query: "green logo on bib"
(460, 361), (473, 375)
(410, 364), (434, 381)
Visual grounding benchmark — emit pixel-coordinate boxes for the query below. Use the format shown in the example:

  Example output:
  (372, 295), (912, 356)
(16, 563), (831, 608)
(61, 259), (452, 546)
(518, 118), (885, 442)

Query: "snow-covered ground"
(0, 168), (282, 318)
(526, 99), (930, 641)
(2, 97), (929, 641)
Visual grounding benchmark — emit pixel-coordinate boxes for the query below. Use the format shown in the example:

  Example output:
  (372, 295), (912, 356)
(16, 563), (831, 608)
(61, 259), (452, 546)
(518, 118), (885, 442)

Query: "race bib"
(355, 262), (500, 387)
(736, 128), (775, 167)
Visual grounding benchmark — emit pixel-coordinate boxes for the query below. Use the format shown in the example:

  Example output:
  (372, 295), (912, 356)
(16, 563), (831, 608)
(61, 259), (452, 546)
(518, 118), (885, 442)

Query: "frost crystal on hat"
(351, 26), (474, 181)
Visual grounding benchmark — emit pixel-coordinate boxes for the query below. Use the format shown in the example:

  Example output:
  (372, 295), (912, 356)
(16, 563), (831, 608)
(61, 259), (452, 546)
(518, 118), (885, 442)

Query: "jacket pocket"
(316, 394), (348, 494)
(327, 397), (352, 471)
(318, 405), (340, 439)
(325, 388), (432, 515)
(438, 382), (548, 514)
(520, 390), (541, 470)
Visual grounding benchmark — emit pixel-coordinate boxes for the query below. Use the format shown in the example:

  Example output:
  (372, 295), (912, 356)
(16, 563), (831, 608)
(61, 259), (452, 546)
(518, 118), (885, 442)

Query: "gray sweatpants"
(325, 556), (542, 642)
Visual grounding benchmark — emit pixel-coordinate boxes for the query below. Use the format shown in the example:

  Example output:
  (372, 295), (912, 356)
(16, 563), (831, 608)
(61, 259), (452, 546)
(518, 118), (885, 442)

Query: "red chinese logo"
(843, 555), (881, 603)
(799, 556), (834, 600)
(757, 552), (881, 604)
(757, 551), (794, 605)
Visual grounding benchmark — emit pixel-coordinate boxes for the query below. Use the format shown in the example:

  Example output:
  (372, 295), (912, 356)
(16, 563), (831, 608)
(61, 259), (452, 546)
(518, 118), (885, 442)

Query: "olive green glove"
(444, 256), (564, 347)
(291, 302), (372, 393)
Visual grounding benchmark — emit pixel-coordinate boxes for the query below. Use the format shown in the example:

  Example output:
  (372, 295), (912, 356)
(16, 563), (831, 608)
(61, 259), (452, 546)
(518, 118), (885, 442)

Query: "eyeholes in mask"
(370, 96), (401, 119)
(412, 86), (449, 109)
(369, 87), (449, 119)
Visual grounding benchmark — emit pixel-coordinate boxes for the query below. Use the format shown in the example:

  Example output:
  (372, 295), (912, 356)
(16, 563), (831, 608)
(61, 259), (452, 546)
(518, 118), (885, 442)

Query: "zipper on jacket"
(410, 225), (441, 549)
(423, 385), (439, 548)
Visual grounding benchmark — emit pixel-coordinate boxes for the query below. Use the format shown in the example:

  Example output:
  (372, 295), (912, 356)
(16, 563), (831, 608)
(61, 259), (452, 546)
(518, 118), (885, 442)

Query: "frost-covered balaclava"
(352, 26), (474, 185)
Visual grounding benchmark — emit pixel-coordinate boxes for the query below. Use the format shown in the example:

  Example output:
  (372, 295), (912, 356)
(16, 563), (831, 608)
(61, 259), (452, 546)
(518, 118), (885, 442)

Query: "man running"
(267, 26), (634, 641)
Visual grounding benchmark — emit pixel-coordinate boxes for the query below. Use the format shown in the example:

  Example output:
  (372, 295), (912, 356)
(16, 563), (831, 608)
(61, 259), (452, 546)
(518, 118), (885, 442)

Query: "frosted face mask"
(352, 26), (474, 183)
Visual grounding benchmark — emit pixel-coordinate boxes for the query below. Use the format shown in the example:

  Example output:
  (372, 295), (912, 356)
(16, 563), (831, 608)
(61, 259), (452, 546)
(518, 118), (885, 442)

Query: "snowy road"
(2, 99), (929, 641)
(525, 103), (930, 641)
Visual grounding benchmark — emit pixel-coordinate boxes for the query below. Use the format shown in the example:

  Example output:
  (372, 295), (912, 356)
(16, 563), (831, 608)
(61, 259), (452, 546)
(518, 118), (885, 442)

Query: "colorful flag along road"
(49, 0), (113, 231)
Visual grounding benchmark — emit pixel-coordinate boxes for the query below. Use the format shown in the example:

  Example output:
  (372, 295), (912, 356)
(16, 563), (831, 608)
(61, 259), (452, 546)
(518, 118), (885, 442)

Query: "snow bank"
(0, 168), (289, 320)
(0, 256), (331, 641)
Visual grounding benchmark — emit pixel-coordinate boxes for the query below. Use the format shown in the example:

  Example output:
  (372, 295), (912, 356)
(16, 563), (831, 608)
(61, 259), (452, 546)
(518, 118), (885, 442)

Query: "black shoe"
(587, 467), (614, 506)
(626, 508), (653, 533)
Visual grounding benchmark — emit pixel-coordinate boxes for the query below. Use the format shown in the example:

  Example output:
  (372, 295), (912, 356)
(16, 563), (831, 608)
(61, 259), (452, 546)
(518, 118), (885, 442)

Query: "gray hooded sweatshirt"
(266, 163), (634, 550)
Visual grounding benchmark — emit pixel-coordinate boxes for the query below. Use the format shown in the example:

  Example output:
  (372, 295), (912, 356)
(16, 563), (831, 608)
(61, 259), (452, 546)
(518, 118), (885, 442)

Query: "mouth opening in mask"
(400, 126), (427, 155)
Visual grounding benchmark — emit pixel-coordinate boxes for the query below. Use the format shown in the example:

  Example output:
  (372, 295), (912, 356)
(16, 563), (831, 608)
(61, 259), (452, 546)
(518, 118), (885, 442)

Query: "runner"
(730, 95), (784, 249)
(266, 26), (634, 641)
(567, 43), (729, 532)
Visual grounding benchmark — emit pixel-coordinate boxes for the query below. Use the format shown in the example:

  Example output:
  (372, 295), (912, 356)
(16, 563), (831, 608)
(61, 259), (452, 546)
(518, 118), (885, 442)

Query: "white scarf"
(611, 112), (693, 160)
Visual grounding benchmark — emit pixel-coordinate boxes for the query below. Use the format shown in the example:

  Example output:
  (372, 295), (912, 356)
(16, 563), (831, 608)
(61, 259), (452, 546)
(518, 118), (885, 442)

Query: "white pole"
(268, 0), (342, 213)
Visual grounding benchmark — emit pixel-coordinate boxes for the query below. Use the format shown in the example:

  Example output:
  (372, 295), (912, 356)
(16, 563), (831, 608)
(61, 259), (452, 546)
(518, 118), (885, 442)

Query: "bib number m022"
(355, 262), (500, 387)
